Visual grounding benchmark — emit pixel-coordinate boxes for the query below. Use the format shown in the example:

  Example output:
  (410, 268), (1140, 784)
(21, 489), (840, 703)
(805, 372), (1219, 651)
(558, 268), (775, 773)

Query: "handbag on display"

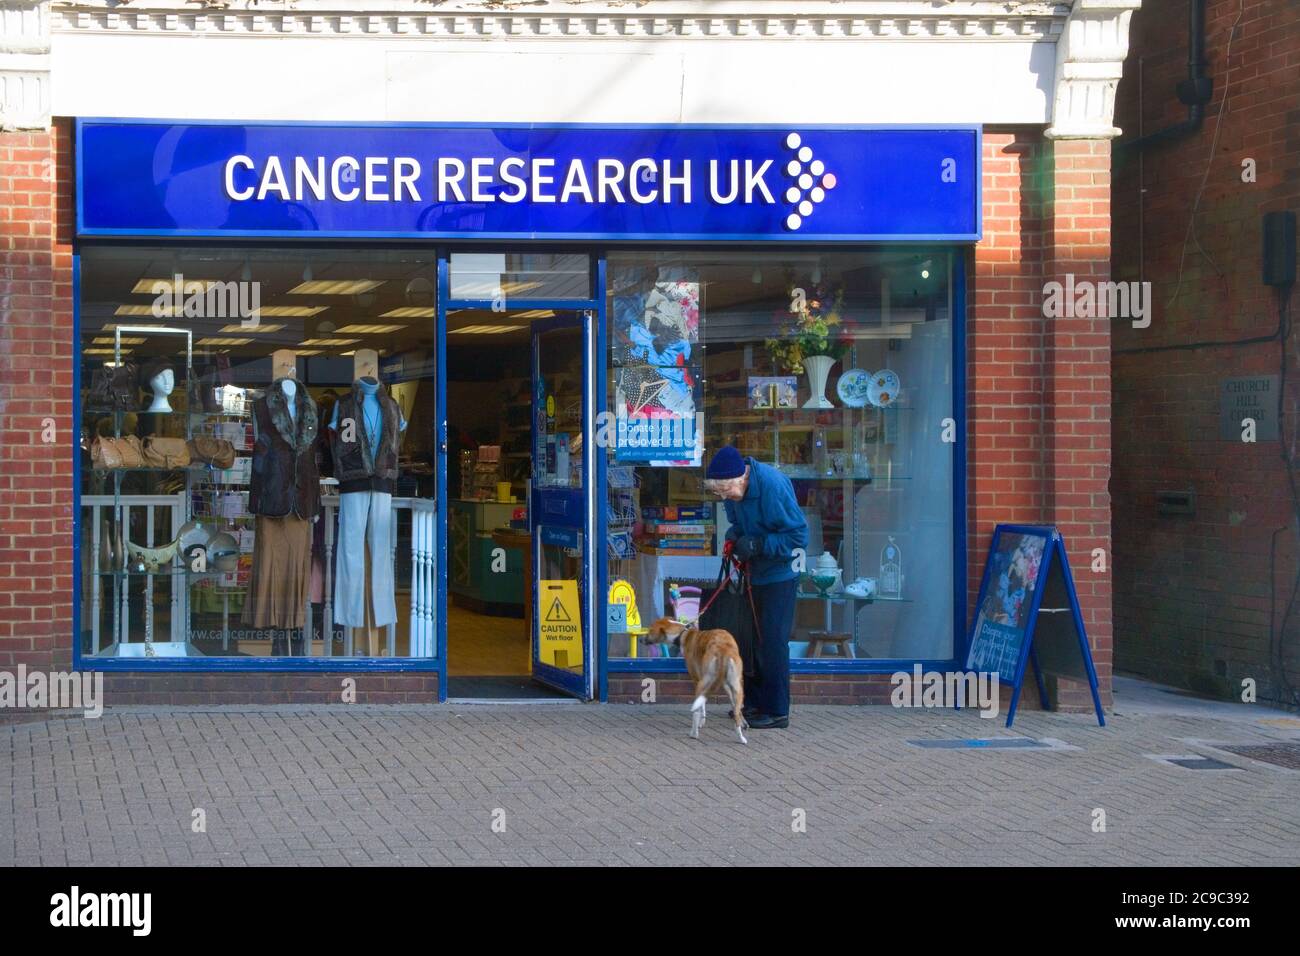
(188, 436), (236, 470)
(142, 435), (191, 469)
(86, 362), (139, 412)
(90, 435), (145, 470)
(189, 361), (226, 413)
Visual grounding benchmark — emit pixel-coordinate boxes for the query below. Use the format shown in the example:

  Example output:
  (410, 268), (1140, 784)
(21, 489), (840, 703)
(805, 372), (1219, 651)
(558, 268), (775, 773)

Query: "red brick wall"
(1112, 0), (1300, 705)
(100, 673), (439, 706)
(1041, 137), (1115, 709)
(0, 124), (73, 679)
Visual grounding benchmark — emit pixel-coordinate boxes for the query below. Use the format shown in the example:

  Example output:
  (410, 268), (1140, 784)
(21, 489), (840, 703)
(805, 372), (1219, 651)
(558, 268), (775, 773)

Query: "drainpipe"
(1121, 0), (1213, 151)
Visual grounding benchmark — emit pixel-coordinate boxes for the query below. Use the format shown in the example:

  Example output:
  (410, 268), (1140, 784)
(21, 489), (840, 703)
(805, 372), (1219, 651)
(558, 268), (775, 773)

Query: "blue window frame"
(598, 248), (969, 692)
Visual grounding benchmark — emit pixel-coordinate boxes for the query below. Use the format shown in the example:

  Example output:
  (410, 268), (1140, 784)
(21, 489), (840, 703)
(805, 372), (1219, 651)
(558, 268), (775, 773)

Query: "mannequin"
(146, 367), (175, 413)
(242, 349), (320, 655)
(140, 358), (176, 414)
(328, 349), (407, 656)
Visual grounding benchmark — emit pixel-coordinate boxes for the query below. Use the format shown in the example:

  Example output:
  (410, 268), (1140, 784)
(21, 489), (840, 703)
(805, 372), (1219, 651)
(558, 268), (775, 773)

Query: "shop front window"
(78, 246), (439, 659)
(604, 249), (955, 662)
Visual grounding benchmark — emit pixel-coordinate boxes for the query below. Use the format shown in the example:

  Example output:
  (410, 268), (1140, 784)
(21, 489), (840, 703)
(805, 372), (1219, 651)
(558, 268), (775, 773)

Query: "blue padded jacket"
(723, 457), (810, 584)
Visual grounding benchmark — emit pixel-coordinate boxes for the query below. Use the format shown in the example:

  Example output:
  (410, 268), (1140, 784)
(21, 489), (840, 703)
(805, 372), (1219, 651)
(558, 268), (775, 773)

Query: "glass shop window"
(604, 249), (955, 662)
(77, 246), (439, 659)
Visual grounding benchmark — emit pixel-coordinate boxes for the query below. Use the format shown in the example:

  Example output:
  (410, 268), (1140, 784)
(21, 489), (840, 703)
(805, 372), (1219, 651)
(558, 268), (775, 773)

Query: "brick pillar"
(0, 126), (72, 675)
(969, 129), (1048, 612)
(1041, 137), (1114, 708)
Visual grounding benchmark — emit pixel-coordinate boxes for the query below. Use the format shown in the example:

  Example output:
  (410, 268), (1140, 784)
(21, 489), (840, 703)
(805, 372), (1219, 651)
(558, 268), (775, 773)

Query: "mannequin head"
(353, 348), (379, 381)
(140, 358), (175, 414)
(271, 349), (298, 382)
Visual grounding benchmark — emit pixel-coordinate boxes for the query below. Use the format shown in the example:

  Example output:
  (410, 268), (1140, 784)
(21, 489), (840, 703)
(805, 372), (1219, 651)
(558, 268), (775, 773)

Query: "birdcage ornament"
(879, 535), (902, 598)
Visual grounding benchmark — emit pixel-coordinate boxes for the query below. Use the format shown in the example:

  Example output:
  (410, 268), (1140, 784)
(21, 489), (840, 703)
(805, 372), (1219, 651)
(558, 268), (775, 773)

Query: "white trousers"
(334, 490), (397, 629)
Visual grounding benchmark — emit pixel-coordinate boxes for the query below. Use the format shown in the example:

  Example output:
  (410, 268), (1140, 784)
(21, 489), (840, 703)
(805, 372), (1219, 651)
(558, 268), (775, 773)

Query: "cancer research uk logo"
(781, 133), (837, 231)
(223, 132), (837, 231)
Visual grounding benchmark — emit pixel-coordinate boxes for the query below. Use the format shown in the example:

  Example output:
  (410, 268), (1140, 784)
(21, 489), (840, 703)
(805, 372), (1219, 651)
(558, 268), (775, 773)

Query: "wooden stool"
(805, 631), (857, 658)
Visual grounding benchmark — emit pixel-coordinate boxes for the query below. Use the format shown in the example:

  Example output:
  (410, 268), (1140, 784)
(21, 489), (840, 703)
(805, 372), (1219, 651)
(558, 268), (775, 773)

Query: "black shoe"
(747, 714), (789, 729)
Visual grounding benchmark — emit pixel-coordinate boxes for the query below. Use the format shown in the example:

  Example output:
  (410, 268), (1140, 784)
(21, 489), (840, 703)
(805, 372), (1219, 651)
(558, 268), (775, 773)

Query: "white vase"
(802, 354), (836, 409)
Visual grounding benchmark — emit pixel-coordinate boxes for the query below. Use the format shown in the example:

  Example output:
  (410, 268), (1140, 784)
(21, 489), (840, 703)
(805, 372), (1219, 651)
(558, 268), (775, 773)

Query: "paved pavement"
(3, 678), (1298, 866)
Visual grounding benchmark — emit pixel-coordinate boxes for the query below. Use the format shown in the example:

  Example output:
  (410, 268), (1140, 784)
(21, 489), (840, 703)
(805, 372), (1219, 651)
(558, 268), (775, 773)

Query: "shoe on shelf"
(747, 714), (789, 729)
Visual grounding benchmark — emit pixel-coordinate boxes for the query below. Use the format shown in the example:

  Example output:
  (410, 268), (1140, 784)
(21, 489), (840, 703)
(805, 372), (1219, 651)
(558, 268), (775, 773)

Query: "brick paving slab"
(3, 688), (1299, 866)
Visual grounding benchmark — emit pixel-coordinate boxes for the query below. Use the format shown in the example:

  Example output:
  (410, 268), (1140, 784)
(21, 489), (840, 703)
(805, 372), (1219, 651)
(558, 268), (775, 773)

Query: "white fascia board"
(51, 31), (1056, 125)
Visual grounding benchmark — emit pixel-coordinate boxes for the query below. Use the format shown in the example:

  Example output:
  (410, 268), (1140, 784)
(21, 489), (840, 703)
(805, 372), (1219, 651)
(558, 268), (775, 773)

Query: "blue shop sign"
(76, 120), (981, 242)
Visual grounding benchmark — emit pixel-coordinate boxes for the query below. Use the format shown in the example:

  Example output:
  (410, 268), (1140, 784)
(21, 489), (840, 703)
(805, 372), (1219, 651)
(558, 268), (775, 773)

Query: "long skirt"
(241, 514), (312, 629)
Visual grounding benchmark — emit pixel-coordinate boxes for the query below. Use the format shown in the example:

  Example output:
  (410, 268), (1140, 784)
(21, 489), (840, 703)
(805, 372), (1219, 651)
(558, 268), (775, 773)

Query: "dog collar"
(667, 619), (693, 645)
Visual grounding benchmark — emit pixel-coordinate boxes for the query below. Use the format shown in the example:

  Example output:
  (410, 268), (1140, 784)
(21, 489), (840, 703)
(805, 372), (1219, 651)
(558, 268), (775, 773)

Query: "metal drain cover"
(908, 738), (1052, 750)
(1166, 756), (1240, 771)
(1218, 742), (1300, 770)
(1146, 753), (1245, 771)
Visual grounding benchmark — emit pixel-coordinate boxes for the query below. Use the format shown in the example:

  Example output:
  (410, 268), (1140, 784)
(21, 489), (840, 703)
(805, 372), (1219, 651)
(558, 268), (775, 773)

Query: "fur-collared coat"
(248, 380), (321, 520)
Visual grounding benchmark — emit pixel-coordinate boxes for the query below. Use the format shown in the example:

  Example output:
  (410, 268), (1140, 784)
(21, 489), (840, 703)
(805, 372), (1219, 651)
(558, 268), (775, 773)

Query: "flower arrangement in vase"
(765, 286), (849, 409)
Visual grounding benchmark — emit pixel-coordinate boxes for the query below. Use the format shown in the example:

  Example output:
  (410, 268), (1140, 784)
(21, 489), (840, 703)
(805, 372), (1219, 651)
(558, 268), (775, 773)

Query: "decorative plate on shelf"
(867, 369), (901, 408)
(836, 368), (872, 407)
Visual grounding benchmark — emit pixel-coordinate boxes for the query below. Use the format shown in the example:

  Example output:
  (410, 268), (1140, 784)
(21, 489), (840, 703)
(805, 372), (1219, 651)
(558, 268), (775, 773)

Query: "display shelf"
(95, 568), (230, 579)
(91, 464), (217, 474)
(96, 325), (199, 653)
(796, 591), (913, 604)
(702, 378), (748, 390)
(779, 472), (875, 482)
(779, 470), (912, 481)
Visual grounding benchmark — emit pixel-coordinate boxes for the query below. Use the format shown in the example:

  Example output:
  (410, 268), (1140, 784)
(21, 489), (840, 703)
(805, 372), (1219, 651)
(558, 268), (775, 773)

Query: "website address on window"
(1114, 916), (1251, 930)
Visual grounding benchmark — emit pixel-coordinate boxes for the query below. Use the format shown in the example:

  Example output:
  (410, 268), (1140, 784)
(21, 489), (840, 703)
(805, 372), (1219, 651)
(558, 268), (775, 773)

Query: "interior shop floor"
(446, 604), (529, 677)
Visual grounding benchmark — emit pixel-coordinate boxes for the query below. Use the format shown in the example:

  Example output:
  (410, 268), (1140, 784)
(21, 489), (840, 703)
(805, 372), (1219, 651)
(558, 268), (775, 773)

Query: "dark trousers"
(746, 577), (798, 718)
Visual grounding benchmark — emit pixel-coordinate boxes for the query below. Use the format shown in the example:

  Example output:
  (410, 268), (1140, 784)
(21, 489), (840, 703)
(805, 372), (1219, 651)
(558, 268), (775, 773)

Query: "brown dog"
(644, 618), (748, 744)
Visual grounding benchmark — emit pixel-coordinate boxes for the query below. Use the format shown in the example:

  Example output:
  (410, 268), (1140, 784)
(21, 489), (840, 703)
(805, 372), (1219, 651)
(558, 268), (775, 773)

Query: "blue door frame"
(440, 252), (604, 701)
(72, 245), (966, 703)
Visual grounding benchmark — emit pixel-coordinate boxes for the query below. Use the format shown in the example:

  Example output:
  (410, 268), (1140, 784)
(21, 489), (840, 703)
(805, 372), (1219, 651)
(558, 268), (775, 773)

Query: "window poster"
(612, 273), (703, 466)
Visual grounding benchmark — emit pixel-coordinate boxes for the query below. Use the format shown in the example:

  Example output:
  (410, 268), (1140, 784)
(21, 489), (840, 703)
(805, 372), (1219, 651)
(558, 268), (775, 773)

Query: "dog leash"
(681, 552), (741, 627)
(681, 553), (762, 648)
(745, 573), (763, 648)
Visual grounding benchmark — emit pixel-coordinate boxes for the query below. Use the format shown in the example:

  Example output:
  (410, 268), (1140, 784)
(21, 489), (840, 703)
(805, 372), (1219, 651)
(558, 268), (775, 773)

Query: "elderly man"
(703, 445), (809, 728)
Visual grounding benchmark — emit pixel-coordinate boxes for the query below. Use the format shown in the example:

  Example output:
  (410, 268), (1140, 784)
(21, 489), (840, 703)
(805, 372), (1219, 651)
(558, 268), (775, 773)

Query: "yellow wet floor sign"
(539, 579), (583, 668)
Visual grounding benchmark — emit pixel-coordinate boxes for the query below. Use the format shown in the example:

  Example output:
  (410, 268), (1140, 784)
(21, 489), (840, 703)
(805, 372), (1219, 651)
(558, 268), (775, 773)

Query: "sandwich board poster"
(966, 525), (1105, 727)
